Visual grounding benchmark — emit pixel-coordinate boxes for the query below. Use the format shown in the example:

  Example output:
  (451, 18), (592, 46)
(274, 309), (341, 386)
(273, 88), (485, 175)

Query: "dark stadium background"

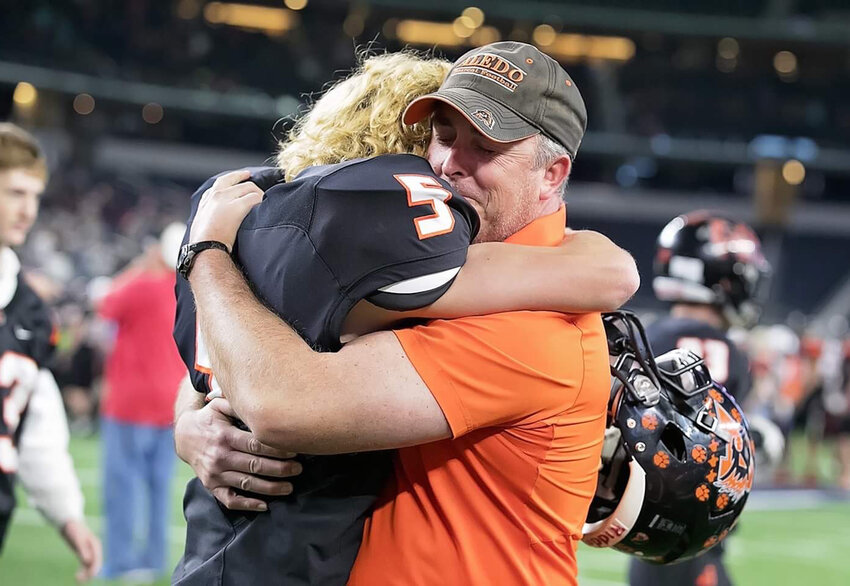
(1, 2), (849, 585)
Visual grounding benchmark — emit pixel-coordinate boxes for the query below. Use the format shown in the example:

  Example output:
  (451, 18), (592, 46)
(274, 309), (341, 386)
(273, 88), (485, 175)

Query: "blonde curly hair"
(277, 51), (451, 181)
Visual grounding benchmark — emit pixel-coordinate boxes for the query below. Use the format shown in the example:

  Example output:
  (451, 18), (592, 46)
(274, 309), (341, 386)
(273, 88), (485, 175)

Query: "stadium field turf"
(1, 435), (848, 585)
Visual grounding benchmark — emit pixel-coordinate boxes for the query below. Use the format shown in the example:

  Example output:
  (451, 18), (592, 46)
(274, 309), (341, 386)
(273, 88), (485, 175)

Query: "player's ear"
(540, 154), (571, 202)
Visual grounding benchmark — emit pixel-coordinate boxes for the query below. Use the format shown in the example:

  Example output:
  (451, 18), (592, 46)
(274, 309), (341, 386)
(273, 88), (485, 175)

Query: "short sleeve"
(394, 312), (591, 437)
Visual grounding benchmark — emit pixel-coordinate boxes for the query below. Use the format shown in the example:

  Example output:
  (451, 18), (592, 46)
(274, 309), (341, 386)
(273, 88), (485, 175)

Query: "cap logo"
(471, 109), (495, 129)
(453, 53), (526, 92)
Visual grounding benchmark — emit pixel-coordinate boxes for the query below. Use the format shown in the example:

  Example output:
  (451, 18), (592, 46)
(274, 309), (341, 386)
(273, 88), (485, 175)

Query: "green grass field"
(1, 434), (848, 585)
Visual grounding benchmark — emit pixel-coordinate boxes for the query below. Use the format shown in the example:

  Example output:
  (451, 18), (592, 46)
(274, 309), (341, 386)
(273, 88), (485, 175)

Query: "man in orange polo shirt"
(185, 42), (612, 585)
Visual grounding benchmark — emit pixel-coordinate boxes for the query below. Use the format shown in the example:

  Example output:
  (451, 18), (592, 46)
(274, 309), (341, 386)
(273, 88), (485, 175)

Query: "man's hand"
(189, 169), (263, 250)
(60, 519), (102, 583)
(175, 397), (302, 511)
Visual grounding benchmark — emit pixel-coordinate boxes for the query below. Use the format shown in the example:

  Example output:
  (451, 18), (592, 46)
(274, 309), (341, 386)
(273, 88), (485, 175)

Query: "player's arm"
(426, 230), (639, 316)
(342, 231), (638, 336)
(17, 369), (102, 581)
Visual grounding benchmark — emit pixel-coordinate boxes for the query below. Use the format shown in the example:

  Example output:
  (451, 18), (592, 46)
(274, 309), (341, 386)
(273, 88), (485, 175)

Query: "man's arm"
(402, 230), (637, 318)
(190, 250), (450, 454)
(340, 230), (638, 338)
(173, 374), (303, 511)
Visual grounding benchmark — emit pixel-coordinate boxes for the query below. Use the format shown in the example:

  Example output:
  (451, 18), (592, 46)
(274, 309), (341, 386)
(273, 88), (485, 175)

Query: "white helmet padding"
(582, 458), (646, 548)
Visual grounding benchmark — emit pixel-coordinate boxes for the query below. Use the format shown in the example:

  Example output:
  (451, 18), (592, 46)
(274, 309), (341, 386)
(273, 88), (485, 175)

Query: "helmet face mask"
(583, 312), (756, 564)
(652, 212), (771, 328)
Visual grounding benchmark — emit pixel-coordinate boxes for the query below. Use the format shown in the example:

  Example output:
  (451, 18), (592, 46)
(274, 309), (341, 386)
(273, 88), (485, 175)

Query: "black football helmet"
(582, 312), (755, 564)
(652, 211), (771, 327)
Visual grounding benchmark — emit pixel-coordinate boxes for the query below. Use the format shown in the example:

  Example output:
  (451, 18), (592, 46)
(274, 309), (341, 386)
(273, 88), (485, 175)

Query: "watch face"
(178, 244), (193, 277)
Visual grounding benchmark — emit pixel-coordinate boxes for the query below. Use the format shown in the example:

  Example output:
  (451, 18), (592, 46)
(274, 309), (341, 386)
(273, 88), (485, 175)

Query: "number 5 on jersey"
(395, 174), (455, 240)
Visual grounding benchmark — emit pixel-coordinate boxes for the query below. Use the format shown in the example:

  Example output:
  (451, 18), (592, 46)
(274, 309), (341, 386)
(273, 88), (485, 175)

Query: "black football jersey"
(172, 155), (478, 585)
(0, 275), (56, 549)
(646, 316), (751, 403)
(173, 154), (479, 397)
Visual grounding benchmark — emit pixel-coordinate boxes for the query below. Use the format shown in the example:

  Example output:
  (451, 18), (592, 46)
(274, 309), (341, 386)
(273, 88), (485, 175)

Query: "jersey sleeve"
(312, 155), (479, 335)
(172, 167), (284, 394)
(16, 369), (85, 527)
(393, 312), (599, 437)
(234, 154), (479, 351)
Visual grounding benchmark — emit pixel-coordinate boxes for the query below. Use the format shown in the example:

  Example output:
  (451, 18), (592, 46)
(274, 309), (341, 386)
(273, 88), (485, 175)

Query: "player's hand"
(175, 397), (302, 511)
(190, 169), (264, 250)
(60, 519), (103, 583)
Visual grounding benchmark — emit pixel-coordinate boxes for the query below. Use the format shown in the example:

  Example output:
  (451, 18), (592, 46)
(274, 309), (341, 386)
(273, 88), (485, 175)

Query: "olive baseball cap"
(403, 41), (587, 158)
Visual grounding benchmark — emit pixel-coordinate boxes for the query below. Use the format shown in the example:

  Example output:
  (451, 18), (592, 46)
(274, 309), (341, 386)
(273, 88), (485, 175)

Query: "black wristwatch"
(177, 241), (230, 279)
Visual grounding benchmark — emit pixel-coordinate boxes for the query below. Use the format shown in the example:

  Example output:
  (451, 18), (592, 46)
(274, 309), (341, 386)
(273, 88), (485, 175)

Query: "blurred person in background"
(95, 221), (186, 581)
(782, 335), (827, 486)
(817, 319), (850, 490)
(52, 301), (104, 436)
(630, 211), (775, 586)
(840, 337), (850, 490)
(0, 122), (101, 581)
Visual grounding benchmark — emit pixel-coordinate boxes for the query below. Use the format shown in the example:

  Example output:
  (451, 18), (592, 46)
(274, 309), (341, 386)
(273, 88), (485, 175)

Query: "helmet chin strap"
(582, 458), (647, 548)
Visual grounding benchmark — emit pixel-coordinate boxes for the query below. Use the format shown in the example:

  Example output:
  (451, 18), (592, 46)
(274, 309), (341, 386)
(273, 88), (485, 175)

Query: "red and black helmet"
(652, 211), (771, 327)
(583, 312), (755, 564)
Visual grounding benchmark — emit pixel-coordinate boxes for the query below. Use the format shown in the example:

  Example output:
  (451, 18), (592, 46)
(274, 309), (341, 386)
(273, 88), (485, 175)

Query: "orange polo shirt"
(348, 207), (610, 586)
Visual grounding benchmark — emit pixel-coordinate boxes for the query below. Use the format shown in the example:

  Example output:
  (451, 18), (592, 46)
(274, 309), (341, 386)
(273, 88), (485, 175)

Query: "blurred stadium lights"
(0, 61), (298, 120)
(581, 132), (850, 175)
(395, 19), (500, 48)
(773, 50), (799, 82)
(12, 82), (37, 107)
(532, 24), (557, 46)
(142, 103), (165, 125)
(717, 37), (740, 59)
(544, 33), (635, 63)
(749, 135), (818, 162)
(463, 7), (485, 28)
(73, 94), (95, 116)
(203, 2), (297, 36)
(715, 37), (739, 72)
(367, 0), (850, 45)
(395, 19), (633, 62)
(782, 159), (806, 185)
(453, 16), (477, 39)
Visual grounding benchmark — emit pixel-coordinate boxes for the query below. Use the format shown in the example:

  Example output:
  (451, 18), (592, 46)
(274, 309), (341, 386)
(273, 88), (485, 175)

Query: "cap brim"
(403, 88), (540, 144)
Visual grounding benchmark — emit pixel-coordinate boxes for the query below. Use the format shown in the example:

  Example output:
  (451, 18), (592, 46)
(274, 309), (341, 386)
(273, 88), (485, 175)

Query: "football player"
(0, 123), (102, 581)
(172, 52), (638, 584)
(628, 211), (772, 586)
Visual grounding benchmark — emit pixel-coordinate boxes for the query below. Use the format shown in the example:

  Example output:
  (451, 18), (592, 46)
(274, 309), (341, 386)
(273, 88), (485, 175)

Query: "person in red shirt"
(96, 222), (186, 580)
(185, 42), (612, 585)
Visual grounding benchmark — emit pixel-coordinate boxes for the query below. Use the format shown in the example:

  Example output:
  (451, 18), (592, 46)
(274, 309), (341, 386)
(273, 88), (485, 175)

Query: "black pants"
(172, 451), (392, 586)
(629, 545), (732, 586)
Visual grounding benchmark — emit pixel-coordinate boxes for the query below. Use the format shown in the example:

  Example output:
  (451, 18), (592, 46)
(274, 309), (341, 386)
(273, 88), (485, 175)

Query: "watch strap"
(178, 240), (230, 279)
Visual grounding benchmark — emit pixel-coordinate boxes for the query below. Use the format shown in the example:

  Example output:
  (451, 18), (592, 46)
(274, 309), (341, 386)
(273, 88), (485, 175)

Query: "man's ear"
(541, 155), (571, 201)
